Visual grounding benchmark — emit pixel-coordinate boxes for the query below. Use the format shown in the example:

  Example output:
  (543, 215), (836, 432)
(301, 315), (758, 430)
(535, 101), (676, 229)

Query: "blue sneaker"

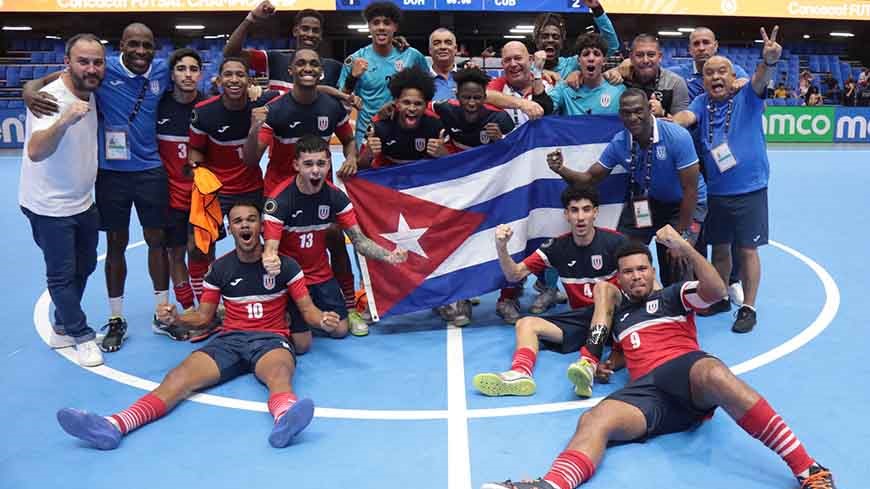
(268, 398), (314, 448)
(57, 408), (122, 450)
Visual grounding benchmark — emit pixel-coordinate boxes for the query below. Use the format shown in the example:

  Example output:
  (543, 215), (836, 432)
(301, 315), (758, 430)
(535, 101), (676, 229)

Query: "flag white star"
(380, 213), (429, 258)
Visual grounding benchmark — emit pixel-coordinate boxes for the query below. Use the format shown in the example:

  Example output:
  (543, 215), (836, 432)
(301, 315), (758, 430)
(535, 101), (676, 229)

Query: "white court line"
(34, 238), (838, 423)
(447, 326), (472, 489)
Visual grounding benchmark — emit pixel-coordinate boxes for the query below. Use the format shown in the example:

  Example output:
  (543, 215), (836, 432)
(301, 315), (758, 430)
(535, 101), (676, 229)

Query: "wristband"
(343, 74), (359, 92)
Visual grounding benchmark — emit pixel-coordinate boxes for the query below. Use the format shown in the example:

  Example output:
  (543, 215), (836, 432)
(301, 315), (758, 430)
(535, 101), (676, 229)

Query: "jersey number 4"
(246, 302), (264, 319)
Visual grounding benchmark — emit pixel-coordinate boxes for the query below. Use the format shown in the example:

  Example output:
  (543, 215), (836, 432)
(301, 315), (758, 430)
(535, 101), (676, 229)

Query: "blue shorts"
(197, 331), (295, 383)
(538, 307), (595, 354)
(288, 278), (348, 332)
(96, 166), (169, 231)
(706, 188), (768, 248)
(217, 190), (264, 241)
(165, 207), (190, 248)
(605, 350), (715, 440)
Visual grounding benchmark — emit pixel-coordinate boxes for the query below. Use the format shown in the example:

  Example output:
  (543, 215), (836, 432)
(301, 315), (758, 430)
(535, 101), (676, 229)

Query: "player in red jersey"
(473, 185), (626, 398)
(154, 48), (209, 340)
(189, 57), (279, 247)
(262, 135), (407, 337)
(57, 201), (339, 450)
(482, 226), (836, 489)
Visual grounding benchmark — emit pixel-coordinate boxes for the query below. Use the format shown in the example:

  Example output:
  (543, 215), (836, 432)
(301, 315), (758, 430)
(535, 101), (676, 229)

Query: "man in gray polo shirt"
(607, 34), (690, 118)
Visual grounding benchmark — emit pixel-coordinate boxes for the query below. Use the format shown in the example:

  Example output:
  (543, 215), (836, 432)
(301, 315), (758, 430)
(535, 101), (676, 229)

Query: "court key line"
(34, 239), (840, 418)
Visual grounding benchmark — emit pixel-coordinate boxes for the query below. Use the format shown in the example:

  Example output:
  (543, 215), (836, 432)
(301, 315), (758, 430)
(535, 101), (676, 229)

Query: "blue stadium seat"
(0, 100), (7, 108)
(0, 65), (6, 79)
(33, 66), (47, 79)
(6, 67), (21, 87)
(19, 66), (33, 80)
(9, 100), (25, 108)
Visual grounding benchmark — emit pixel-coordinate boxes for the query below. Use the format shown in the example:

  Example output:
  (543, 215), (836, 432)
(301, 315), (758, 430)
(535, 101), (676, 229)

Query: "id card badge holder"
(711, 141), (737, 173)
(105, 125), (130, 160)
(632, 198), (653, 228)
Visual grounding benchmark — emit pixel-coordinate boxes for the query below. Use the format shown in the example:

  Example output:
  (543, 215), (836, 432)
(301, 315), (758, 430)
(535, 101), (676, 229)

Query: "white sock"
(154, 290), (169, 307)
(109, 296), (124, 318)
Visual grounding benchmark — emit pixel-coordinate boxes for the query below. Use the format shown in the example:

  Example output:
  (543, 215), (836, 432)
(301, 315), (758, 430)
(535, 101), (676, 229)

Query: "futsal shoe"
(98, 317), (128, 352)
(268, 398), (315, 448)
(731, 306), (757, 334)
(696, 299), (731, 317)
(75, 340), (104, 367)
(56, 408), (122, 450)
(496, 299), (521, 324)
(798, 464), (836, 489)
(151, 314), (191, 341)
(473, 370), (536, 396)
(530, 286), (566, 314)
(348, 311), (369, 336)
(481, 479), (557, 489)
(567, 358), (595, 397)
(48, 330), (76, 349)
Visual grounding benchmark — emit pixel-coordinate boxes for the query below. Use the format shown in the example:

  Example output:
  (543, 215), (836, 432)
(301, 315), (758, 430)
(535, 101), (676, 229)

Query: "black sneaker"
(798, 464), (836, 489)
(731, 306), (757, 334)
(696, 298), (731, 317)
(481, 479), (554, 489)
(151, 315), (190, 341)
(99, 317), (128, 352)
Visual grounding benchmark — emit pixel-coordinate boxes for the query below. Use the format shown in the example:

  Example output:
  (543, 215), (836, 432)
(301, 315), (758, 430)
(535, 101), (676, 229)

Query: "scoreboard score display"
(2, 0), (870, 19)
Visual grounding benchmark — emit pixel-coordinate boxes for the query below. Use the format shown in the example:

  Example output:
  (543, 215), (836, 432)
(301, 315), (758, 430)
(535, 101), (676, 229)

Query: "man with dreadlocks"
(534, 0), (620, 80)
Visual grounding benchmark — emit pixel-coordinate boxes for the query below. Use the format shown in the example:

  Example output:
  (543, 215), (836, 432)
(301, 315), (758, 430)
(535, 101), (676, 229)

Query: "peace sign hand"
(760, 26), (782, 66)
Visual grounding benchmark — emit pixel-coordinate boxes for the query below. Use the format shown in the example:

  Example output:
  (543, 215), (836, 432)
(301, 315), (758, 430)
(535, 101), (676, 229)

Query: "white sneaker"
(75, 340), (104, 367)
(49, 330), (76, 349)
(729, 281), (745, 306)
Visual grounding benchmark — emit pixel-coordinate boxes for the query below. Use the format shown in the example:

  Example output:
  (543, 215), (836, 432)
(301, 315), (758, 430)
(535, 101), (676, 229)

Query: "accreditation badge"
(105, 126), (130, 160)
(632, 198), (653, 228)
(711, 141), (737, 173)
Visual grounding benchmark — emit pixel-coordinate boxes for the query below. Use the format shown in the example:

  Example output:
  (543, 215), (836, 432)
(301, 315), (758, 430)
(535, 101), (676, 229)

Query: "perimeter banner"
(0, 0), (332, 12)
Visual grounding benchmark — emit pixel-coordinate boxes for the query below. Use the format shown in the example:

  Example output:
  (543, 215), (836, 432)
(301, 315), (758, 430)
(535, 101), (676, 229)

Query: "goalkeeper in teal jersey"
(339, 1), (428, 147)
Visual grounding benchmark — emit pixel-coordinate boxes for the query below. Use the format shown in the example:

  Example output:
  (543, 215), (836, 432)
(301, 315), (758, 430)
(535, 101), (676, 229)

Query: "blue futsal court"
(1, 147), (867, 489)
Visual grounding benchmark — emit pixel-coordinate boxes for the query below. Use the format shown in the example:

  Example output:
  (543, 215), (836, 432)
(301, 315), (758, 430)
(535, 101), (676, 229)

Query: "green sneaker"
(348, 311), (369, 337)
(473, 370), (536, 397)
(567, 358), (596, 398)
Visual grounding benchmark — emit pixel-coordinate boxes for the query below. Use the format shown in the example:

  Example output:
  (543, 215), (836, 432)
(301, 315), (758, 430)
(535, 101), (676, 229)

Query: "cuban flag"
(344, 115), (627, 320)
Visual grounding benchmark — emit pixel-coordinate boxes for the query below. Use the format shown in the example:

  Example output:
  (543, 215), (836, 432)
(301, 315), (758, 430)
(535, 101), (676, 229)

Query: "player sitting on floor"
(473, 185), (626, 398)
(262, 135), (407, 337)
(56, 201), (337, 449)
(482, 225), (836, 489)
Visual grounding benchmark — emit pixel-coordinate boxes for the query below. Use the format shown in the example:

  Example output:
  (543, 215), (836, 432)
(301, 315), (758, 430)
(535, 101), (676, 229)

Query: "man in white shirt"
(19, 33), (106, 367)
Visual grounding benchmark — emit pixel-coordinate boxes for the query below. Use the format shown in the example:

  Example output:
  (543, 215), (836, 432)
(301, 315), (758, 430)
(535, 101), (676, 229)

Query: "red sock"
(110, 393), (167, 434)
(268, 391), (298, 422)
(499, 287), (520, 301)
(173, 281), (195, 310)
(543, 449), (596, 489)
(510, 347), (537, 377)
(737, 398), (815, 475)
(188, 258), (210, 302)
(579, 347), (600, 367)
(335, 272), (356, 310)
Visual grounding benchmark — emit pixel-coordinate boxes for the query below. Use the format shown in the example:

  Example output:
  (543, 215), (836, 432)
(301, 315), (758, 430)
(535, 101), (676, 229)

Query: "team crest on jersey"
(479, 130), (490, 144)
(394, 60), (404, 71)
(263, 273), (276, 290)
(646, 299), (659, 314)
(600, 94), (612, 108)
(656, 146), (667, 160)
(591, 254), (603, 270)
(150, 80), (161, 95)
(414, 138), (426, 152)
(317, 116), (329, 131)
(318, 205), (330, 220)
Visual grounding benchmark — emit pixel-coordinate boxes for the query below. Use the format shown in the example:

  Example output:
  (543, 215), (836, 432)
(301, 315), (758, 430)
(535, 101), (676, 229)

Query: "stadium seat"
(0, 65), (6, 79)
(9, 100), (25, 108)
(19, 66), (33, 80)
(0, 100), (7, 108)
(33, 66), (47, 79)
(6, 67), (21, 87)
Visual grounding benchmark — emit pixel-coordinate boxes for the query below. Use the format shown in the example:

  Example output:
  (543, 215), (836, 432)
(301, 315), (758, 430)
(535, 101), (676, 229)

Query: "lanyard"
(706, 98), (733, 145)
(628, 132), (655, 199)
(128, 79), (149, 124)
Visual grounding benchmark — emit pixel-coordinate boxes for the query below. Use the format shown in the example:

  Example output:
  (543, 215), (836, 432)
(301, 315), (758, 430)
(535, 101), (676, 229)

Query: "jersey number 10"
(246, 302), (264, 319)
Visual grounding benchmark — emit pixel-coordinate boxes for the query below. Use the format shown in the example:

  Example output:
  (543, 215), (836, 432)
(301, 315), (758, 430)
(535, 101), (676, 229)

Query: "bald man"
(485, 42), (554, 126)
(669, 27), (750, 102)
(24, 22), (173, 352)
(673, 26), (783, 334)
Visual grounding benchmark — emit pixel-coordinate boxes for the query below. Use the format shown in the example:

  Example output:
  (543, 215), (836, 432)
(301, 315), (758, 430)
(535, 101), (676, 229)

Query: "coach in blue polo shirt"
(24, 22), (171, 353)
(548, 88), (705, 287)
(674, 26), (782, 335)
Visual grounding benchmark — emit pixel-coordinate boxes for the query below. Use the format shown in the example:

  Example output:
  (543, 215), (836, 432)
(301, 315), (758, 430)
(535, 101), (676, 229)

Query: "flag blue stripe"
(468, 175), (629, 231)
(386, 240), (549, 316)
(357, 116), (624, 191)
